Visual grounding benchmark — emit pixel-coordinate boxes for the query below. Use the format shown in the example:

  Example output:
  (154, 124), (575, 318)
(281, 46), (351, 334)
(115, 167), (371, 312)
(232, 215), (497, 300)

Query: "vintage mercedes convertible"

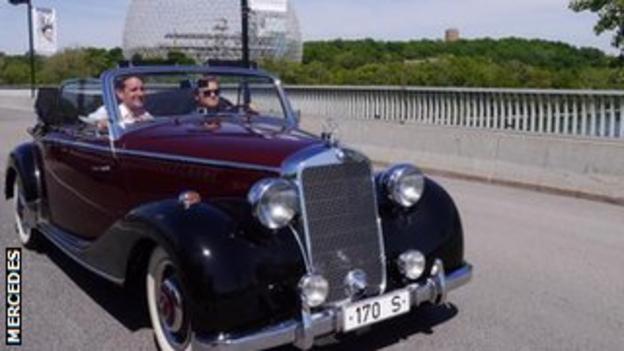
(5, 65), (472, 350)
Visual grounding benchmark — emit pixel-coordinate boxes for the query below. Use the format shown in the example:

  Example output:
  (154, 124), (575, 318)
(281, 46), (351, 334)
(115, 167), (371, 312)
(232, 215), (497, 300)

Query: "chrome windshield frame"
(99, 65), (299, 143)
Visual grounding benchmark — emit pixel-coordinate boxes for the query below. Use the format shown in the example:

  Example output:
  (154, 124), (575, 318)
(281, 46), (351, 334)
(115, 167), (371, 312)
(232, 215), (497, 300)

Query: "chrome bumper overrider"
(193, 261), (473, 351)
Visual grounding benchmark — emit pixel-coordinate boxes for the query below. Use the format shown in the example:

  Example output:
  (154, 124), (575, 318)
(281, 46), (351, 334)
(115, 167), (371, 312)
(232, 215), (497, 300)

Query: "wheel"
(147, 247), (192, 351)
(13, 180), (39, 249)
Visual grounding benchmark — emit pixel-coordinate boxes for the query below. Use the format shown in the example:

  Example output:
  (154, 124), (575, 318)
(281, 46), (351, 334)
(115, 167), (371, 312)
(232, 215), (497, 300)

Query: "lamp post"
(9, 0), (36, 98)
(241, 0), (250, 68)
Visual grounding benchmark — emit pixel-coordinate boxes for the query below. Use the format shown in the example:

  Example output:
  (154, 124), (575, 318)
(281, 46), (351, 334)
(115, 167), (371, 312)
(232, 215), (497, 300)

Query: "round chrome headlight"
(248, 178), (299, 230)
(397, 250), (426, 280)
(383, 164), (425, 207)
(299, 274), (329, 308)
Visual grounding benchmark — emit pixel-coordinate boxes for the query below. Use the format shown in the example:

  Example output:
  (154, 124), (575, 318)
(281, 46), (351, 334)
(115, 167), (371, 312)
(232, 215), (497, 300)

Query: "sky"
(0, 0), (617, 55)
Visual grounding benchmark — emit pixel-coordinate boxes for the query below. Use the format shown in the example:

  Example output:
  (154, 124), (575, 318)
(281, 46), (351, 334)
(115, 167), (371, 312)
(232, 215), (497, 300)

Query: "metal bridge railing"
(285, 86), (624, 140)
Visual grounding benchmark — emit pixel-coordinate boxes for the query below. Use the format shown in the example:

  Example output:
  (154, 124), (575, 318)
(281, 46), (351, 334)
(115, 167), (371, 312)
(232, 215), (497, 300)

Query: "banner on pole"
(249, 0), (287, 13)
(32, 7), (57, 55)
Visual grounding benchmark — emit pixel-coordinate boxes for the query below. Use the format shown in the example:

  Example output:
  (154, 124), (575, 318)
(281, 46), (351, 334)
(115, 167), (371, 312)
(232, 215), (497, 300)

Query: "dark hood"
(119, 118), (322, 169)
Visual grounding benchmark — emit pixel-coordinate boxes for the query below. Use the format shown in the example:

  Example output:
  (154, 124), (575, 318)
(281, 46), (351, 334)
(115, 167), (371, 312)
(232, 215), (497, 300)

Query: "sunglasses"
(201, 89), (220, 98)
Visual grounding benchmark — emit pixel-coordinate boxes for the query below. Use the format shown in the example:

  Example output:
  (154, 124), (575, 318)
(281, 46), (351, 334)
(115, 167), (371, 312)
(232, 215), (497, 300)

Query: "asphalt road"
(1, 107), (623, 351)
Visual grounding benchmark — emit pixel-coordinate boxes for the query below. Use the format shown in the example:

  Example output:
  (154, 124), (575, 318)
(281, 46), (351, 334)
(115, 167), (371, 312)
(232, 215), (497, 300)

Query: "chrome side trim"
(280, 144), (328, 178)
(120, 149), (281, 173)
(370, 175), (388, 295)
(37, 223), (125, 285)
(192, 262), (473, 351)
(288, 224), (312, 273)
(44, 159), (111, 216)
(43, 137), (112, 153)
(42, 137), (281, 173)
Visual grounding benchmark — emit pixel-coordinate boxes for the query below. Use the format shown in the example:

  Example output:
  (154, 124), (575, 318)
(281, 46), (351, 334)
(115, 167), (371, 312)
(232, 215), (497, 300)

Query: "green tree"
(0, 56), (6, 84)
(107, 47), (125, 67)
(166, 51), (196, 65)
(2, 60), (30, 84)
(38, 49), (94, 83)
(570, 0), (624, 51)
(1, 39), (621, 89)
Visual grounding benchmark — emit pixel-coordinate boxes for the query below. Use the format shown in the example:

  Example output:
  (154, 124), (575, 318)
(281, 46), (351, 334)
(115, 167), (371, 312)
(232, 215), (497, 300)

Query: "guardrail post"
(599, 96), (607, 137)
(620, 97), (624, 138)
(590, 97), (597, 137)
(513, 94), (520, 131)
(538, 95), (545, 133)
(531, 95), (538, 133)
(609, 96), (616, 138)
(433, 92), (439, 125)
(545, 95), (553, 134)
(428, 91), (433, 124)
(471, 92), (476, 127)
(484, 94), (490, 129)
(554, 96), (561, 134)
(442, 93), (449, 125)
(457, 93), (463, 126)
(563, 97), (570, 135)
(520, 94), (527, 131)
(581, 97), (588, 136)
(455, 93), (461, 126)
(495, 93), (500, 128)
(571, 97), (579, 136)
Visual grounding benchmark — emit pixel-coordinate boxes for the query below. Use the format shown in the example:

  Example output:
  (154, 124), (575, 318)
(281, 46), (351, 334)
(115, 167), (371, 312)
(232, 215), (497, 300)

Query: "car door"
(41, 82), (128, 239)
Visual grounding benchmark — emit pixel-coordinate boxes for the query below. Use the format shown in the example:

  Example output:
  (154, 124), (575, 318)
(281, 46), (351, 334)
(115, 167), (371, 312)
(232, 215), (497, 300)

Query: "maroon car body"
(41, 119), (317, 238)
(5, 66), (472, 351)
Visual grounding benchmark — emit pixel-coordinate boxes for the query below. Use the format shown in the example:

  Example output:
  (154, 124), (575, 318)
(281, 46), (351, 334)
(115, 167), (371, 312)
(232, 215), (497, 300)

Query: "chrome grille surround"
(282, 145), (386, 305)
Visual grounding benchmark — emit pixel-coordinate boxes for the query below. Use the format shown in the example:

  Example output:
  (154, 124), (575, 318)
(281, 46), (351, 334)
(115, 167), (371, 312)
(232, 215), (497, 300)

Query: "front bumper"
(193, 260), (472, 351)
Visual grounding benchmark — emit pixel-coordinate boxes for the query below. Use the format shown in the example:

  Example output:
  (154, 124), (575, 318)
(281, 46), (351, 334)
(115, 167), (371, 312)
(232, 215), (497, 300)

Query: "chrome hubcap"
(158, 278), (184, 333)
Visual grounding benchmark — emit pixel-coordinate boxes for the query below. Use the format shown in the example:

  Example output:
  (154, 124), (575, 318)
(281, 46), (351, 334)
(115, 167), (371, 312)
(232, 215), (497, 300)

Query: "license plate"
(342, 289), (410, 332)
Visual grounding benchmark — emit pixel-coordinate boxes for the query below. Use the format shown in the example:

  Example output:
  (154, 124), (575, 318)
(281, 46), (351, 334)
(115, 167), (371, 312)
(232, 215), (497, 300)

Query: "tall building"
(445, 28), (460, 42)
(122, 0), (303, 63)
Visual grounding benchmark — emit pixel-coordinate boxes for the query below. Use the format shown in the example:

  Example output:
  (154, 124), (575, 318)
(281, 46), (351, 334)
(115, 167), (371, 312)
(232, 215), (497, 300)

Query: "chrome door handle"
(91, 165), (111, 172)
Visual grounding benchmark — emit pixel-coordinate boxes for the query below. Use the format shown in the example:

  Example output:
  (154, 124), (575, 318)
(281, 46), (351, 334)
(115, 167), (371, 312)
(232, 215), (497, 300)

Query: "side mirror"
(35, 87), (60, 126)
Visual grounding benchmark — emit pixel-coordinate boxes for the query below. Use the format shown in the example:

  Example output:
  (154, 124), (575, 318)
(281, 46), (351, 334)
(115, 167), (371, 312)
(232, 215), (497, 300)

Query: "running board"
(37, 223), (125, 285)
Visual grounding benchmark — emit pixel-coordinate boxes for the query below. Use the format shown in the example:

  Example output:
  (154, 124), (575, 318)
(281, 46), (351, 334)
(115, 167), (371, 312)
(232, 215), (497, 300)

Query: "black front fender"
(379, 177), (465, 289)
(85, 198), (306, 336)
(5, 142), (41, 202)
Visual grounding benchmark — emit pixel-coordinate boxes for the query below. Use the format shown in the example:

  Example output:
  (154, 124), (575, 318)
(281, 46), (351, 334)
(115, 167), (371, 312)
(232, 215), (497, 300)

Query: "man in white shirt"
(88, 75), (153, 130)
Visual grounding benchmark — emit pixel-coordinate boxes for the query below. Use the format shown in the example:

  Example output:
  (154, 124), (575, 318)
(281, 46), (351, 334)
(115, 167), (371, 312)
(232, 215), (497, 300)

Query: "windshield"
(101, 70), (289, 128)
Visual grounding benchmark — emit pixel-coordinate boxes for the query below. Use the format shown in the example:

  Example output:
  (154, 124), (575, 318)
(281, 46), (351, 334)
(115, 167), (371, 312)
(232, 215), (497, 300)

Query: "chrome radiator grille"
(300, 161), (384, 303)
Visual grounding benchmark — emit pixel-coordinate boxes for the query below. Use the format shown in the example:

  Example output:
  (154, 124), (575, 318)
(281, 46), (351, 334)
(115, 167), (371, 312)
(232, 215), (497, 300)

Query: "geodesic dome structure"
(122, 0), (303, 63)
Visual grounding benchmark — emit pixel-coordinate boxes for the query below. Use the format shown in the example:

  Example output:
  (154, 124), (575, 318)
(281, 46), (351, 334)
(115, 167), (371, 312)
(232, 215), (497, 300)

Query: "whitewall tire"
(13, 181), (39, 249)
(147, 247), (192, 351)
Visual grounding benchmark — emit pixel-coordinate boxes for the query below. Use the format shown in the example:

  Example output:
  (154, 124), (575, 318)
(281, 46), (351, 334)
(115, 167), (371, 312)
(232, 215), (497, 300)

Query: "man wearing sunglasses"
(195, 76), (233, 114)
